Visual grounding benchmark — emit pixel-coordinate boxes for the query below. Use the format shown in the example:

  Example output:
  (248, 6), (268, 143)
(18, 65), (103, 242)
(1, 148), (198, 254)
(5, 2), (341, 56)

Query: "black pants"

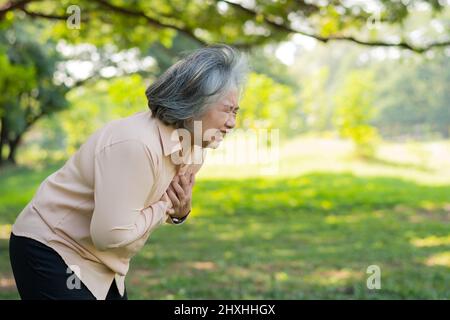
(9, 232), (127, 300)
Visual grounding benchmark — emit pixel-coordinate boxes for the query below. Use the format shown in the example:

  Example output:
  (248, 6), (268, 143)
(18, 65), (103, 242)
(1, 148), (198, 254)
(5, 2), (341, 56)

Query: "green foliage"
(291, 40), (450, 141)
(0, 51), (36, 112)
(300, 67), (332, 131)
(334, 69), (380, 158)
(58, 74), (148, 155)
(239, 72), (297, 136)
(0, 22), (68, 164)
(3, 0), (447, 52)
(375, 53), (450, 139)
(60, 86), (103, 155)
(107, 74), (148, 118)
(249, 48), (299, 88)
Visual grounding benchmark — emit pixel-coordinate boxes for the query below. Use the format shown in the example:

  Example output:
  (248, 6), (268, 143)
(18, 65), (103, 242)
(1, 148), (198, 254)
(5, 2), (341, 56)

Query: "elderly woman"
(9, 45), (247, 300)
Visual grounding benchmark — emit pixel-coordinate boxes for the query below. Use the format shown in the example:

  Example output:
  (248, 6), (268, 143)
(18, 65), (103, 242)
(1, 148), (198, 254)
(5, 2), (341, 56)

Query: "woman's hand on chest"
(162, 172), (195, 219)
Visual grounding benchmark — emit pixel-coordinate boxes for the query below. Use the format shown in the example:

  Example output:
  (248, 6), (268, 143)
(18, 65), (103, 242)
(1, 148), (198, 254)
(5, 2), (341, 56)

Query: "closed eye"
(225, 105), (239, 114)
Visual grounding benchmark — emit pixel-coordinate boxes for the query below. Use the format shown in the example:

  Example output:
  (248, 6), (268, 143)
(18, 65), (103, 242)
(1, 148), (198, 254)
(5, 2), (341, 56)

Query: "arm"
(90, 140), (169, 251)
(165, 150), (207, 225)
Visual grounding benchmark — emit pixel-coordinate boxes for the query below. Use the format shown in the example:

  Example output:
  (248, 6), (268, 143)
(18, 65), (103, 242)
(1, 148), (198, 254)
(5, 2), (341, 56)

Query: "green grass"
(0, 137), (449, 299)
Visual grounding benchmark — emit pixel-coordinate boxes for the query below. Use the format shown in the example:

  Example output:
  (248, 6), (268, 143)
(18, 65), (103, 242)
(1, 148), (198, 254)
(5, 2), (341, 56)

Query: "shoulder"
(94, 111), (164, 164)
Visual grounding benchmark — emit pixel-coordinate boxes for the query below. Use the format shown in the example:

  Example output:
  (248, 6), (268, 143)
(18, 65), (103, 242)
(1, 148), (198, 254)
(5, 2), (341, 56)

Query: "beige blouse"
(12, 110), (206, 300)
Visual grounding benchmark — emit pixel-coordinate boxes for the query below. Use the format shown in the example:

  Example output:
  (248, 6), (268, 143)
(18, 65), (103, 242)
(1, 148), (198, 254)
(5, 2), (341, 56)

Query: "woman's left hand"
(166, 172), (195, 219)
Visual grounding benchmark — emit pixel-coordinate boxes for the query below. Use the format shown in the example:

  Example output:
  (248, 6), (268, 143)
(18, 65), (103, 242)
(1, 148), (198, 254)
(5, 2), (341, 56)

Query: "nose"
(225, 114), (236, 129)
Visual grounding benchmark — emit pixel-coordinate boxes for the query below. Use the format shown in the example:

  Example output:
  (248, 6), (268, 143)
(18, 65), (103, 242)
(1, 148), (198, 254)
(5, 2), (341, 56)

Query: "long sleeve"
(90, 140), (168, 252)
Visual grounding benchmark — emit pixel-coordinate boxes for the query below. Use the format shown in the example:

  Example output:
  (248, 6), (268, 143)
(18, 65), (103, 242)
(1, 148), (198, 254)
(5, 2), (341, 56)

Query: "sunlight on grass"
(305, 269), (361, 286)
(274, 272), (289, 282)
(198, 136), (450, 186)
(411, 236), (450, 248)
(189, 261), (217, 271)
(425, 252), (450, 267)
(324, 215), (363, 225)
(0, 277), (15, 290)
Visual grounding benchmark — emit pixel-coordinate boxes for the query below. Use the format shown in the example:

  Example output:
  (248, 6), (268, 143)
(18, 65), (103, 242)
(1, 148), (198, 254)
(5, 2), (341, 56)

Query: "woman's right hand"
(161, 172), (195, 219)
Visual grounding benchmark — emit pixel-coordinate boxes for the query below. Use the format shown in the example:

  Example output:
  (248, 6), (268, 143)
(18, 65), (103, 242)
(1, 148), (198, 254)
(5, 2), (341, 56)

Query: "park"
(0, 0), (449, 300)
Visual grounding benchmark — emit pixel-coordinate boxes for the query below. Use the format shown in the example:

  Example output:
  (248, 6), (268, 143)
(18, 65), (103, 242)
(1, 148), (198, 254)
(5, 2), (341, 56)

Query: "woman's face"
(198, 88), (239, 149)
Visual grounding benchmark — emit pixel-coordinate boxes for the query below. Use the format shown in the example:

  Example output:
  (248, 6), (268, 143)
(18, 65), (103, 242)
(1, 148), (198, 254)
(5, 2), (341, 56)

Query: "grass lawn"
(0, 137), (449, 299)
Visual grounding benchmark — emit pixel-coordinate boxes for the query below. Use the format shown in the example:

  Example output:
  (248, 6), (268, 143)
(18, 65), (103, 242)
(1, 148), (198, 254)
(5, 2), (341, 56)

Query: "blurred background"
(0, 0), (449, 299)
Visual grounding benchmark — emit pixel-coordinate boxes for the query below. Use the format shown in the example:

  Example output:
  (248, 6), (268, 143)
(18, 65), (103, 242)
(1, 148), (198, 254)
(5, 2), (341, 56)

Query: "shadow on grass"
(364, 155), (433, 173)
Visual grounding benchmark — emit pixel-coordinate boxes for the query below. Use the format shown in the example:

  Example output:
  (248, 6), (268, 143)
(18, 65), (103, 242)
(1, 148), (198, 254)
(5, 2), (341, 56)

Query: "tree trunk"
(0, 107), (53, 167)
(7, 135), (22, 165)
(0, 116), (7, 166)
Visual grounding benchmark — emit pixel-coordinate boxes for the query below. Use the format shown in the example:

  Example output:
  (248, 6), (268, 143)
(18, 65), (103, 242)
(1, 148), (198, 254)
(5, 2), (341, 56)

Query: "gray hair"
(145, 44), (248, 129)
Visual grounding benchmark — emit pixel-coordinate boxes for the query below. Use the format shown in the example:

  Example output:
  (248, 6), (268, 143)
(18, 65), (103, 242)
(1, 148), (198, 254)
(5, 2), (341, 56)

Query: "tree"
(239, 72), (297, 136)
(0, 0), (448, 53)
(0, 17), (187, 166)
(374, 53), (450, 139)
(299, 67), (332, 132)
(0, 22), (68, 166)
(1, 1), (449, 165)
(334, 69), (379, 158)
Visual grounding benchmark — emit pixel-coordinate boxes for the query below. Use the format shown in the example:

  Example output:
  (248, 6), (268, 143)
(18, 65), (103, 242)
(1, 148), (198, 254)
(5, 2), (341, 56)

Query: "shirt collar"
(155, 116), (183, 157)
(153, 113), (207, 166)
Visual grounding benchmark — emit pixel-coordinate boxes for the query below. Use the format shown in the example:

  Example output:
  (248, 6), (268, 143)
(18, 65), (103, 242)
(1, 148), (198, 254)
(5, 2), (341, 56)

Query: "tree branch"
(19, 7), (68, 21)
(222, 0), (450, 53)
(92, 0), (207, 46)
(4, 0), (448, 53)
(1, 0), (84, 22)
(0, 0), (33, 19)
(3, 0), (207, 46)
